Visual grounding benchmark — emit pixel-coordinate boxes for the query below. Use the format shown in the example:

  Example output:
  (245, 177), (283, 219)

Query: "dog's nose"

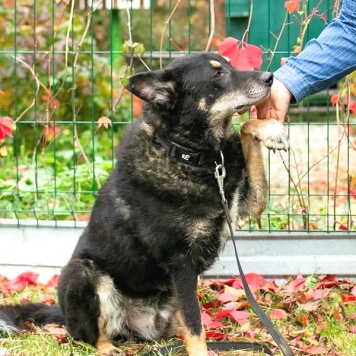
(260, 72), (273, 86)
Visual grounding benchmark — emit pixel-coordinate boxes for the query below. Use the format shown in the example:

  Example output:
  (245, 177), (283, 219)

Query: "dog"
(0, 53), (288, 355)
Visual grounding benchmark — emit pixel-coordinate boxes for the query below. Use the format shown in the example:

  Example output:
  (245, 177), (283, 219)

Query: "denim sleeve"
(274, 0), (356, 104)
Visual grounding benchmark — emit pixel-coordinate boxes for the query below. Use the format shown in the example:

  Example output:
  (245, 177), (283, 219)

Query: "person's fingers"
(256, 79), (292, 123)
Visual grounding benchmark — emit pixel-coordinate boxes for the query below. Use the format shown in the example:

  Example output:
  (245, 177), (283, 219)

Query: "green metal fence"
(0, 0), (355, 232)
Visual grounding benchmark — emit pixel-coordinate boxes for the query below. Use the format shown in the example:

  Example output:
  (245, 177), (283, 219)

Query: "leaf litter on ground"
(0, 272), (356, 355)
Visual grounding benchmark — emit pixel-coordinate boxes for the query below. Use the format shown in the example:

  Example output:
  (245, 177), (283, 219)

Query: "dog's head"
(126, 53), (272, 149)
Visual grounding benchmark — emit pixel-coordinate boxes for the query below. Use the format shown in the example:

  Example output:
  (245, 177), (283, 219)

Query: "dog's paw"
(100, 349), (126, 356)
(98, 342), (126, 356)
(252, 119), (289, 152)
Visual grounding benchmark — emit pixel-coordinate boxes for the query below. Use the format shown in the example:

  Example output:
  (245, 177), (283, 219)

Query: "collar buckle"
(154, 132), (219, 168)
(169, 141), (201, 165)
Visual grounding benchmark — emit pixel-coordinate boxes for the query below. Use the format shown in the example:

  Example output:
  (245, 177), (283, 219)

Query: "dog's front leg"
(239, 118), (289, 218)
(170, 259), (208, 356)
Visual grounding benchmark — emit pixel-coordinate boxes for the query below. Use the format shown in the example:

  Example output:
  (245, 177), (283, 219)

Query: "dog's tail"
(0, 303), (64, 333)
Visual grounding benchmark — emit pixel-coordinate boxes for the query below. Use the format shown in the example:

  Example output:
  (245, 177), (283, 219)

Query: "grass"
(1, 274), (356, 355)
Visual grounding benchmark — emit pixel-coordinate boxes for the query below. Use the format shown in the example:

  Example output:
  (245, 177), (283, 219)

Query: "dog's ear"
(126, 70), (176, 107)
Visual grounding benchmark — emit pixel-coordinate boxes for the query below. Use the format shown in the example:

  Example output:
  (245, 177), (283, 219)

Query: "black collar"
(154, 133), (221, 167)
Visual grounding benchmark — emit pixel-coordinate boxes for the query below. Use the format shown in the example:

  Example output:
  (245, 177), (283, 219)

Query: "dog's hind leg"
(169, 258), (208, 356)
(58, 258), (125, 355)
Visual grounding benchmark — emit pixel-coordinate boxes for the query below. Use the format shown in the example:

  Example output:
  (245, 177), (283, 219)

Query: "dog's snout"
(260, 72), (273, 86)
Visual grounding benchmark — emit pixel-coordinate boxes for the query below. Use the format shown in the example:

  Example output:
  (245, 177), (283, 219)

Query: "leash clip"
(214, 151), (227, 203)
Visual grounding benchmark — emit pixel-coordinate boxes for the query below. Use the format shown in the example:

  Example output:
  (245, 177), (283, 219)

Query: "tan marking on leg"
(96, 334), (124, 355)
(177, 313), (208, 356)
(183, 326), (208, 356)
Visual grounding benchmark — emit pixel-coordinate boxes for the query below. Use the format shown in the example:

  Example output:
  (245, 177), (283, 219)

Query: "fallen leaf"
(205, 331), (226, 340)
(43, 324), (68, 344)
(317, 322), (328, 330)
(286, 272), (306, 292)
(270, 309), (287, 319)
(217, 285), (245, 303)
(6, 272), (39, 291)
(316, 274), (339, 288)
(201, 311), (224, 330)
(302, 300), (321, 312)
(232, 273), (267, 292)
(312, 289), (329, 300)
(40, 296), (56, 305)
(304, 345), (328, 354)
(46, 275), (59, 288)
(228, 310), (250, 325)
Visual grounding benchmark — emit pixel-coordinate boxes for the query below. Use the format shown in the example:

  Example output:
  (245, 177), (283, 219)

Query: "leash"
(214, 152), (295, 356)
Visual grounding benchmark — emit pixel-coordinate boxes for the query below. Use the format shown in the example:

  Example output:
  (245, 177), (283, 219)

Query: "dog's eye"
(213, 71), (222, 79)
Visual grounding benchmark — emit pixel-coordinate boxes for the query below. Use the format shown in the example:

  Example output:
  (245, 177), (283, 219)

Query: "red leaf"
(217, 285), (245, 303)
(201, 311), (224, 330)
(296, 315), (309, 326)
(317, 322), (328, 330)
(304, 346), (328, 354)
(350, 327), (356, 333)
(6, 272), (39, 291)
(270, 309), (287, 319)
(350, 188), (356, 200)
(229, 310), (250, 325)
(46, 275), (59, 288)
(284, 0), (301, 14)
(342, 295), (356, 303)
(330, 94), (340, 106)
(312, 289), (329, 300)
(202, 300), (222, 310)
(214, 309), (234, 321)
(338, 224), (348, 231)
(316, 274), (339, 289)
(43, 324), (68, 344)
(349, 99), (356, 114)
(0, 116), (13, 139)
(333, 307), (341, 320)
(40, 296), (57, 305)
(214, 309), (250, 325)
(218, 37), (263, 71)
(286, 273), (306, 292)
(205, 331), (227, 340)
(232, 273), (267, 292)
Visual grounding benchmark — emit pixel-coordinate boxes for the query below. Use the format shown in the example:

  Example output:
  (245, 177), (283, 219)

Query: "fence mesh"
(0, 0), (355, 232)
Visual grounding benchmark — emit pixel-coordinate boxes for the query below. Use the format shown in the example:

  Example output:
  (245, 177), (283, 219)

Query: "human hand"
(256, 78), (292, 123)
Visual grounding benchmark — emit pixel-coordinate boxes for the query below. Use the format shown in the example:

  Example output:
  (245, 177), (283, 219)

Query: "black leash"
(146, 341), (273, 355)
(150, 136), (294, 355)
(214, 153), (295, 356)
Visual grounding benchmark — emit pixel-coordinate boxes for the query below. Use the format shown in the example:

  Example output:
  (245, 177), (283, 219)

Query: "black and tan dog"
(0, 53), (288, 355)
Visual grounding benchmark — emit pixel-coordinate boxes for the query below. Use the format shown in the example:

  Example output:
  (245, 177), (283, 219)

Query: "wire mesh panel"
(0, 0), (354, 232)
